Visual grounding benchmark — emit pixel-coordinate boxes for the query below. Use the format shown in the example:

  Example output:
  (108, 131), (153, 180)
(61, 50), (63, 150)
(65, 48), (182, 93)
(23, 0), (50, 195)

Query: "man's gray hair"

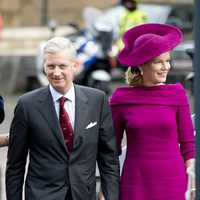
(43, 36), (77, 62)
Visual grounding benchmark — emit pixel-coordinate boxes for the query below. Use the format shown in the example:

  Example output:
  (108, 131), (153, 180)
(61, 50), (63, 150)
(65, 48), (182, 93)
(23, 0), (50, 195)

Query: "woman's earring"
(138, 66), (143, 75)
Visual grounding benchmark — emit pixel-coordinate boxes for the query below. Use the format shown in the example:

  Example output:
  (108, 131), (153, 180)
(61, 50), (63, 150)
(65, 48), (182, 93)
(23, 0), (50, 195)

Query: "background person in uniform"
(110, 23), (195, 200)
(116, 0), (148, 51)
(6, 36), (120, 200)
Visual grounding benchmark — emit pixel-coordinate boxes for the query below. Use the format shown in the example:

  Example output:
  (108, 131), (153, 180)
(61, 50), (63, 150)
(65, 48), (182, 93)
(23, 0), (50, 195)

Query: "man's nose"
(53, 67), (61, 75)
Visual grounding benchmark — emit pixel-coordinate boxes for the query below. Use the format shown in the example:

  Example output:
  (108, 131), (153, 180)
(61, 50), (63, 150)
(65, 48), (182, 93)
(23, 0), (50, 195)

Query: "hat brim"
(118, 23), (183, 67)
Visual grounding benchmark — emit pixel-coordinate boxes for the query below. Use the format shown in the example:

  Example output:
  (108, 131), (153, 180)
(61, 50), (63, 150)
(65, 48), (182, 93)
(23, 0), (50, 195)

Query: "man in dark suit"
(6, 37), (120, 200)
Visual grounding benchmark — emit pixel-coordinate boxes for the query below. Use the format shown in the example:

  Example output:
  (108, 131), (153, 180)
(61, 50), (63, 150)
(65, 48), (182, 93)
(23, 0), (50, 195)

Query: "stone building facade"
(0, 0), (193, 27)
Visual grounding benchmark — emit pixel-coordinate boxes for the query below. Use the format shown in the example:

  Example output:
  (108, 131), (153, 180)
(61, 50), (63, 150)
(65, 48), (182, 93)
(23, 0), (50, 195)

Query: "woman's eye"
(167, 59), (171, 63)
(153, 61), (161, 64)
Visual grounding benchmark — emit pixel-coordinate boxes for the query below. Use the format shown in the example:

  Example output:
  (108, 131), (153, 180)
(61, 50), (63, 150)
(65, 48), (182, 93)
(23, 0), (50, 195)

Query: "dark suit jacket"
(6, 85), (120, 200)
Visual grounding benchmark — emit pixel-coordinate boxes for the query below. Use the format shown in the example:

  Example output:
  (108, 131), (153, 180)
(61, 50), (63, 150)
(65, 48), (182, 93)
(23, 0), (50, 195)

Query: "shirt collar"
(49, 84), (75, 103)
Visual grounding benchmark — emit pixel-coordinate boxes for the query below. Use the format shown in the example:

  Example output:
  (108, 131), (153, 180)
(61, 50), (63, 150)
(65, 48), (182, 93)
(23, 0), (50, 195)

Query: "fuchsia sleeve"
(177, 105), (195, 162)
(110, 105), (125, 156)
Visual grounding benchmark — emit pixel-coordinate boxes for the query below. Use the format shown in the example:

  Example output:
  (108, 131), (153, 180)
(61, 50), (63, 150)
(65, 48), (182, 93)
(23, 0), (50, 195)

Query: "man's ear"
(43, 66), (47, 75)
(74, 60), (81, 70)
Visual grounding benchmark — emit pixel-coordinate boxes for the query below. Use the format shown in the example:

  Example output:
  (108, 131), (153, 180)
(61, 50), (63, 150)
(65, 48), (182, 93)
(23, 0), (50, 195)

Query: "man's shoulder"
(75, 85), (105, 96)
(74, 85), (108, 103)
(20, 86), (49, 101)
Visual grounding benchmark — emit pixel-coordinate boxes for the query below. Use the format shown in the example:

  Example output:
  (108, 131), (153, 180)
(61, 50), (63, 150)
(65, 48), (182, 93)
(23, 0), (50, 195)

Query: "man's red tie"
(59, 97), (74, 153)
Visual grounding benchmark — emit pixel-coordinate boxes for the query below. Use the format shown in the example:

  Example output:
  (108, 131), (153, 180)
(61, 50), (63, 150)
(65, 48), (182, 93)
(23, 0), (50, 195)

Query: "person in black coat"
(0, 95), (4, 123)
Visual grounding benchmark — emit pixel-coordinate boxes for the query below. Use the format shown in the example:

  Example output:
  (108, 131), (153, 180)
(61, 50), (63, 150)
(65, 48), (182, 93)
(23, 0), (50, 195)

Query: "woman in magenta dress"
(110, 23), (195, 200)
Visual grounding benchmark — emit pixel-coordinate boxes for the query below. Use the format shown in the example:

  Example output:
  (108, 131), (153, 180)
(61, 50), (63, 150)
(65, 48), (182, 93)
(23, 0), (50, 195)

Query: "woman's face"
(139, 51), (171, 86)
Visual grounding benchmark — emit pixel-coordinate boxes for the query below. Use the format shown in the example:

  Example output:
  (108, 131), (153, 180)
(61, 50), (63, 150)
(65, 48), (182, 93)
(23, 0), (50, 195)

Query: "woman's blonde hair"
(125, 66), (143, 86)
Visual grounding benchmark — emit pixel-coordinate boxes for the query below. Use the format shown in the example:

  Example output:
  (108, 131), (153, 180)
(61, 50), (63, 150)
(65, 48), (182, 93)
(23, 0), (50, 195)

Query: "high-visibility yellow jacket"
(117, 9), (148, 50)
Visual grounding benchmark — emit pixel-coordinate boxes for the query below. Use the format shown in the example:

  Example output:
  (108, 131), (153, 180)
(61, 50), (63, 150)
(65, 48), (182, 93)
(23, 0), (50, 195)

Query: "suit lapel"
(36, 87), (67, 152)
(73, 85), (88, 143)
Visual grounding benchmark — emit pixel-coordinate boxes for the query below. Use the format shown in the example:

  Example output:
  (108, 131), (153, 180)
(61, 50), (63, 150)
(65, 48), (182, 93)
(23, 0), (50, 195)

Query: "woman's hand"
(185, 159), (195, 200)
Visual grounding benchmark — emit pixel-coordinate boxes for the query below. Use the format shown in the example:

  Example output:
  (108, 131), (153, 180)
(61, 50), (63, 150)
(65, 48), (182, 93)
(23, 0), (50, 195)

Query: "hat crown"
(134, 33), (159, 49)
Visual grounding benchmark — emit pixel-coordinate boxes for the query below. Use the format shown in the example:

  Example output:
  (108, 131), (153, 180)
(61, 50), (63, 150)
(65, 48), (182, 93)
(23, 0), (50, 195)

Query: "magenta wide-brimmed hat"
(118, 23), (183, 67)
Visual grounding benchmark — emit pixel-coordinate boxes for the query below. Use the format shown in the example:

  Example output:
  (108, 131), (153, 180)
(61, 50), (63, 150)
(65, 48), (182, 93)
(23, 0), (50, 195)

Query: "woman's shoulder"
(110, 83), (188, 106)
(111, 83), (186, 95)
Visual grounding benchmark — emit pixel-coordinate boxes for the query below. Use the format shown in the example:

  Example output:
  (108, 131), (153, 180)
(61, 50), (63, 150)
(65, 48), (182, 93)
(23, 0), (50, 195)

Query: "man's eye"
(47, 65), (55, 69)
(60, 65), (67, 69)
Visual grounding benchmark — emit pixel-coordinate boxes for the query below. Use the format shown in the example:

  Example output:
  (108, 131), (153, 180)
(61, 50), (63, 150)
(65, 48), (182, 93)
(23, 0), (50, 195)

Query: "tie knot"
(59, 96), (67, 106)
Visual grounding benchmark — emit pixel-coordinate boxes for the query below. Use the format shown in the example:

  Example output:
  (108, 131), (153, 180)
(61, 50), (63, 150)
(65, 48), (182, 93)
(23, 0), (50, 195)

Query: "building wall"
(0, 0), (194, 27)
(0, 0), (21, 26)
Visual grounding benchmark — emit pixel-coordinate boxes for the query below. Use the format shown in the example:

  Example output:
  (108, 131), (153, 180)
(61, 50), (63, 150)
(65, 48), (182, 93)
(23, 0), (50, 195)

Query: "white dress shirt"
(49, 84), (75, 129)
